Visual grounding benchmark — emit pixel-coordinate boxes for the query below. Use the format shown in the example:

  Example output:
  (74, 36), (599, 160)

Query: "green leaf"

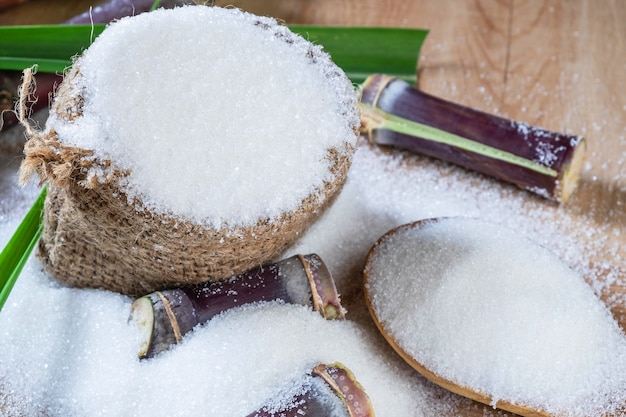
(149, 0), (162, 12)
(290, 26), (427, 84)
(0, 24), (101, 72)
(0, 24), (427, 84)
(0, 188), (46, 312)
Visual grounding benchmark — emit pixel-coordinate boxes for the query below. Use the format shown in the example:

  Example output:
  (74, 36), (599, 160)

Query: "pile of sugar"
(364, 217), (626, 416)
(2, 137), (625, 416)
(48, 6), (358, 228)
(0, 264), (431, 417)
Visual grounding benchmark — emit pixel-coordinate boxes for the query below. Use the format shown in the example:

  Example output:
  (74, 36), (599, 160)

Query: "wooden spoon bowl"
(362, 217), (624, 417)
(363, 293), (549, 417)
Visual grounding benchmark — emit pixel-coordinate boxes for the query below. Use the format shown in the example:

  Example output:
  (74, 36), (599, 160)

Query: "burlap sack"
(19, 60), (357, 296)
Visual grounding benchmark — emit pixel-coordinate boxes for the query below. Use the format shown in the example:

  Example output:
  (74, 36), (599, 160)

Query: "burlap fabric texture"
(19, 64), (356, 297)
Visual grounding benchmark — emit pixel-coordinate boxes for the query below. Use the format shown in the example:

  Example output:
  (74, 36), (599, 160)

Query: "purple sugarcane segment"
(248, 390), (337, 417)
(359, 74), (586, 203)
(246, 363), (375, 417)
(1, 0), (194, 131)
(130, 254), (345, 359)
(65, 0), (191, 24)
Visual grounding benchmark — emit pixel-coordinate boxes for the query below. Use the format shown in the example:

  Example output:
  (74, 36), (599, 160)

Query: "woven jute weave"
(19, 62), (357, 296)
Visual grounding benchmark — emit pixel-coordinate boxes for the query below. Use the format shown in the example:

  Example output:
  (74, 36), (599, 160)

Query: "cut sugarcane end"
(129, 296), (155, 359)
(556, 136), (586, 203)
(130, 291), (183, 360)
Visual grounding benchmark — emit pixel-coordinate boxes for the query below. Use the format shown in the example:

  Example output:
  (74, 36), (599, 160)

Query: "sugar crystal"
(48, 6), (358, 228)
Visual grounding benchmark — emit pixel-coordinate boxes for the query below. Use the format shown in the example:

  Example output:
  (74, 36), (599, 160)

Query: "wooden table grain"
(1, 1), (624, 416)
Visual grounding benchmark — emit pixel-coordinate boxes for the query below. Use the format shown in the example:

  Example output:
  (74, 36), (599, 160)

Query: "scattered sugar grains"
(48, 6), (358, 227)
(365, 217), (626, 417)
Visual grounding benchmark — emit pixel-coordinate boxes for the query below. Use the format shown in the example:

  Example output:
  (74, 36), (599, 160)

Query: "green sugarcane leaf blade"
(0, 56), (75, 73)
(0, 188), (46, 312)
(0, 24), (427, 83)
(0, 24), (102, 69)
(290, 26), (427, 84)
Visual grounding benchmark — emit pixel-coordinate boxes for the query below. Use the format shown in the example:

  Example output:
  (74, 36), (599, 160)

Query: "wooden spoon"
(363, 299), (549, 417)
(362, 217), (616, 417)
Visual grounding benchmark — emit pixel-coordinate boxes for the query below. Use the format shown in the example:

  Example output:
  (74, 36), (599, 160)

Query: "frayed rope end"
(17, 66), (40, 138)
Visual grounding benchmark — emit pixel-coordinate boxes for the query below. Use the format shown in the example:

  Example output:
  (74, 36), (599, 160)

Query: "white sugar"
(48, 6), (358, 228)
(0, 256), (430, 417)
(3, 56), (626, 417)
(2, 138), (625, 416)
(365, 217), (626, 416)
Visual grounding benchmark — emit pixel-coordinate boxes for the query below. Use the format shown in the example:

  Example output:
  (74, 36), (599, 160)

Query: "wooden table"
(1, 1), (625, 416)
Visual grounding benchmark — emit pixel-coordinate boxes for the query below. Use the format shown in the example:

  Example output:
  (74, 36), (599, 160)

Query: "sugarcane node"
(312, 363), (375, 417)
(299, 253), (345, 320)
(357, 103), (386, 144)
(358, 74), (395, 143)
(154, 291), (183, 343)
(358, 73), (586, 203)
(358, 73), (394, 110)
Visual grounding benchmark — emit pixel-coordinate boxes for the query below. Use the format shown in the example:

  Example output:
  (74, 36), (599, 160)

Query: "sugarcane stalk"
(64, 0), (193, 25)
(130, 254), (345, 359)
(359, 73), (586, 203)
(246, 363), (375, 417)
(0, 0), (194, 132)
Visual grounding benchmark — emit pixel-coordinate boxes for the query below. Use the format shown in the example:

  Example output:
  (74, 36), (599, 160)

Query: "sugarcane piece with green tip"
(130, 253), (345, 359)
(359, 73), (586, 203)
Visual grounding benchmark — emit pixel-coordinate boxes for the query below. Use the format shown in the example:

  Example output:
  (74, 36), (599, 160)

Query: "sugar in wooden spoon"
(363, 217), (626, 417)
